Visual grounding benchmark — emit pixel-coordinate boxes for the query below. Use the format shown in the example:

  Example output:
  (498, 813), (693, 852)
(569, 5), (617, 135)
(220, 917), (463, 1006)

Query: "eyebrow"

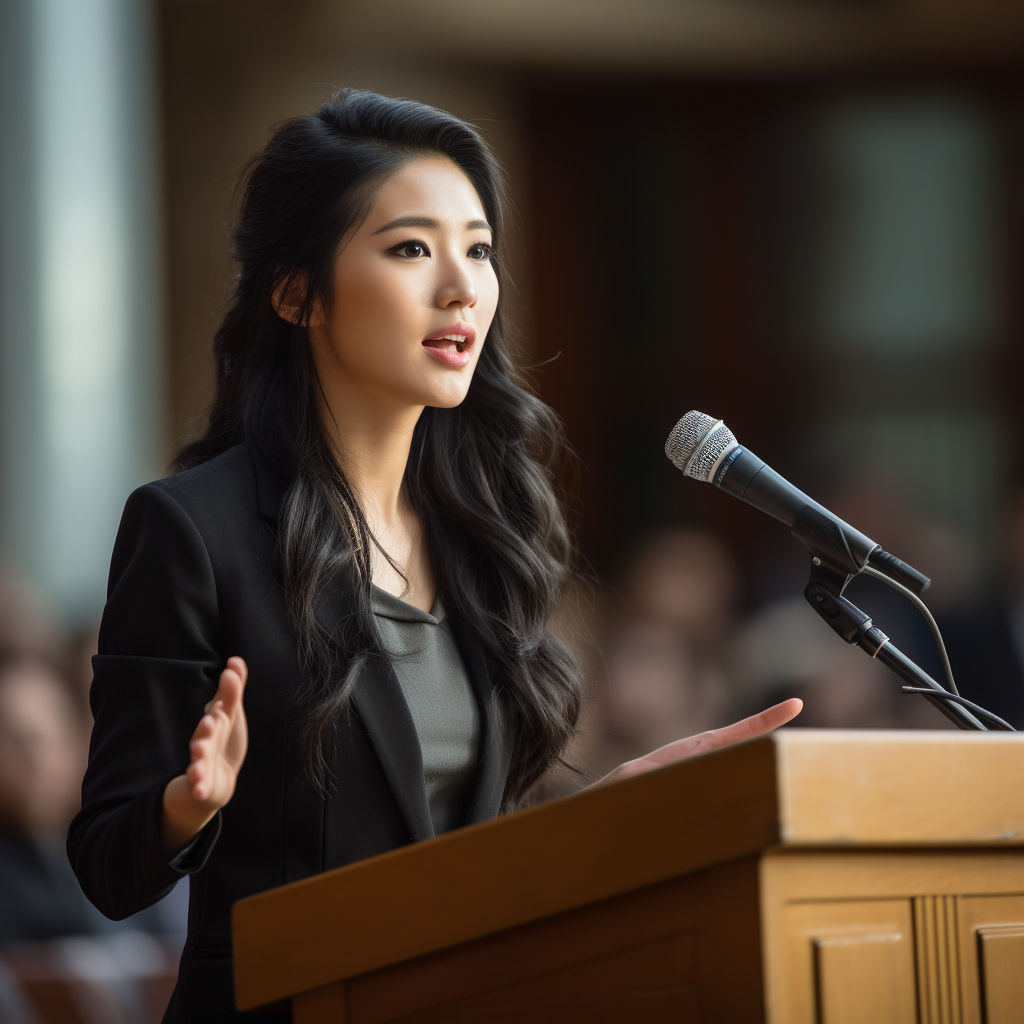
(370, 215), (492, 235)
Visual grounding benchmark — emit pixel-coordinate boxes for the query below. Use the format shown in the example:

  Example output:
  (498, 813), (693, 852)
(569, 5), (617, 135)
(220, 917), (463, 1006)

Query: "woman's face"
(310, 156), (499, 411)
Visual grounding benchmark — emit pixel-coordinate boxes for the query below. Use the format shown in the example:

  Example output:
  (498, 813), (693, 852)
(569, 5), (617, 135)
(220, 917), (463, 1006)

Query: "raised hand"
(596, 698), (803, 787)
(161, 657), (249, 857)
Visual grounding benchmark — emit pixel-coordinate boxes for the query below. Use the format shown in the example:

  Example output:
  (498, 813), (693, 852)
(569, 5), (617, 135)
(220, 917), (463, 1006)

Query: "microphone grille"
(665, 411), (738, 482)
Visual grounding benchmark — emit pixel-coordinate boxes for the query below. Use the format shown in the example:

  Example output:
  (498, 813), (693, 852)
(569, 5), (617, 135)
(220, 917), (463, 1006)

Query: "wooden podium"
(233, 731), (1024, 1023)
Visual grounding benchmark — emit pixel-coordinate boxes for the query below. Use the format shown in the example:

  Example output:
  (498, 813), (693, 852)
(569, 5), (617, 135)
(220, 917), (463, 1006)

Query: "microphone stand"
(802, 560), (1014, 732)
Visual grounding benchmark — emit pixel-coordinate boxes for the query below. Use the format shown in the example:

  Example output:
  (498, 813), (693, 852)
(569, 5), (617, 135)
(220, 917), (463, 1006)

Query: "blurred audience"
(0, 568), (186, 1024)
(581, 527), (742, 779)
(529, 475), (1015, 806)
(939, 484), (1024, 728)
(0, 569), (62, 667)
(0, 657), (92, 942)
(735, 472), (978, 729)
(729, 597), (951, 729)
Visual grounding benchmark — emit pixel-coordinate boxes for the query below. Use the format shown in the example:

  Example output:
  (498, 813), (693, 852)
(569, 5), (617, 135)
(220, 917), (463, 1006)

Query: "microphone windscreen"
(665, 411), (738, 482)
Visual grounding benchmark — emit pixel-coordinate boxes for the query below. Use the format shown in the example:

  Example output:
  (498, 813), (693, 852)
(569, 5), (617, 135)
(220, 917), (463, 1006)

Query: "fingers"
(203, 657), (248, 714)
(595, 697), (804, 787)
(214, 656), (248, 718)
(187, 711), (226, 802)
(189, 657), (249, 804)
(704, 697), (804, 751)
(756, 697), (804, 732)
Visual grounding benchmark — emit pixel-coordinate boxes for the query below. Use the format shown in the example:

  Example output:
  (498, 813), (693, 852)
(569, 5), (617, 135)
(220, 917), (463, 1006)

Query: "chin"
(416, 373), (476, 410)
(426, 389), (472, 410)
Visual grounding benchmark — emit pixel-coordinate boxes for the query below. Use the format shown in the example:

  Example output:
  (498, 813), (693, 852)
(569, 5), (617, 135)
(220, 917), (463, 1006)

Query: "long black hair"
(176, 89), (582, 807)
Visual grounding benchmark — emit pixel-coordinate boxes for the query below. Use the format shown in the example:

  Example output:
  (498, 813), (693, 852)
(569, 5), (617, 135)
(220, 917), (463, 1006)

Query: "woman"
(68, 90), (800, 1022)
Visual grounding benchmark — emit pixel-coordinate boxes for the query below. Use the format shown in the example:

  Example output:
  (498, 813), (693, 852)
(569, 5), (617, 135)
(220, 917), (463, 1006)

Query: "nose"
(434, 253), (477, 310)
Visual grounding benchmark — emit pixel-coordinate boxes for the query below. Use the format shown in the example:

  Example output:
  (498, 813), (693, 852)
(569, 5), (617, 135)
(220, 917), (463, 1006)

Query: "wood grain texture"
(775, 731), (1024, 845)
(914, 895), (963, 1024)
(814, 929), (917, 1024)
(234, 731), (1024, 1011)
(234, 735), (779, 1009)
(956, 895), (1024, 1024)
(293, 982), (346, 1024)
(773, 897), (916, 1024)
(346, 856), (763, 1024)
(760, 850), (1024, 1023)
(976, 926), (1024, 1024)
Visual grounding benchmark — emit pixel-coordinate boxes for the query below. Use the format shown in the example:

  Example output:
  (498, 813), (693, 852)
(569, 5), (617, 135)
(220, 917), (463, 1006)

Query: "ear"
(271, 271), (324, 326)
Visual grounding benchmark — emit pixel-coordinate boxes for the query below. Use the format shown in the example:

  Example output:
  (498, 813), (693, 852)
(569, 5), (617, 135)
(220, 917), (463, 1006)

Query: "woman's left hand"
(595, 698), (803, 787)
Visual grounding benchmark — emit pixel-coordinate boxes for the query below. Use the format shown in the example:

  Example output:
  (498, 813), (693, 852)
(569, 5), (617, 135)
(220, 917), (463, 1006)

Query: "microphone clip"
(800, 555), (1002, 730)
(803, 562), (873, 646)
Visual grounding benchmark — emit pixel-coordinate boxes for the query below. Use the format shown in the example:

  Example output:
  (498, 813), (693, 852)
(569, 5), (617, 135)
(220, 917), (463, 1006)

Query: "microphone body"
(663, 411), (1006, 731)
(714, 446), (877, 577)
(666, 413), (931, 593)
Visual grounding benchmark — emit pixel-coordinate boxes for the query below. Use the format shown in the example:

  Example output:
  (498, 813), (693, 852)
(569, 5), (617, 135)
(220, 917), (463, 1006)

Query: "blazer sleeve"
(67, 482), (224, 920)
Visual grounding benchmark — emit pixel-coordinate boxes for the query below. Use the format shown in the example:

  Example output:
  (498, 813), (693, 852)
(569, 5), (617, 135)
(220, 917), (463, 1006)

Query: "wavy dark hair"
(176, 89), (582, 807)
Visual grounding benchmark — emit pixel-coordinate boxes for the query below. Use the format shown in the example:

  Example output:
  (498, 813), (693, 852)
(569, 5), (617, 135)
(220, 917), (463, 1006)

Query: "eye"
(391, 240), (430, 259)
(468, 243), (495, 261)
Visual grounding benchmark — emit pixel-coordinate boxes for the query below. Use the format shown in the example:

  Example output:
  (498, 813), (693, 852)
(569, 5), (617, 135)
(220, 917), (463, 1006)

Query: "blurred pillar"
(0, 0), (164, 628)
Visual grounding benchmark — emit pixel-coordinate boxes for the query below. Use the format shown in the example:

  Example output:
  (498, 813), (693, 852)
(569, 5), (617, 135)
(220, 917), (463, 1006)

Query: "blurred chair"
(0, 932), (181, 1024)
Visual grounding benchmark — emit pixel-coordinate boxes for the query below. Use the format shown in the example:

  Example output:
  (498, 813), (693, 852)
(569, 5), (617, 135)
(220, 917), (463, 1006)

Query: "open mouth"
(422, 323), (477, 367)
(422, 334), (471, 354)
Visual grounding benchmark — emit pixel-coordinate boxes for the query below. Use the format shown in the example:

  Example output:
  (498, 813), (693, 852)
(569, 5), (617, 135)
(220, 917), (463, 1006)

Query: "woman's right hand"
(161, 657), (249, 857)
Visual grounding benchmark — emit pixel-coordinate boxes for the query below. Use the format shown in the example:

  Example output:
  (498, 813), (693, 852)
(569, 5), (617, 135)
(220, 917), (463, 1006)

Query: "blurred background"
(2, 0), (1024, 1018)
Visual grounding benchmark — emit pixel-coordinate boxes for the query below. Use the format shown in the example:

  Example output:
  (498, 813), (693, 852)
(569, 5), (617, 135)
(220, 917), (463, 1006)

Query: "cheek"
(331, 265), (423, 361)
(479, 268), (500, 323)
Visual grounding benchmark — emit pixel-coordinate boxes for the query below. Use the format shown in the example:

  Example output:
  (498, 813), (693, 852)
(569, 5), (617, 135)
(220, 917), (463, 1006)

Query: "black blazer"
(67, 443), (511, 1023)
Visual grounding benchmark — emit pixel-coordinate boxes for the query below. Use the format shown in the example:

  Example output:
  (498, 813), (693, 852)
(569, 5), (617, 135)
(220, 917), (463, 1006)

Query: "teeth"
(425, 332), (470, 355)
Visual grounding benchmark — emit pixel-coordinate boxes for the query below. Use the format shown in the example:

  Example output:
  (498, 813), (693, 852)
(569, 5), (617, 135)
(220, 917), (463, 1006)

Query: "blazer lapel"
(448, 619), (512, 824)
(249, 439), (503, 836)
(349, 658), (435, 843)
(313, 573), (435, 844)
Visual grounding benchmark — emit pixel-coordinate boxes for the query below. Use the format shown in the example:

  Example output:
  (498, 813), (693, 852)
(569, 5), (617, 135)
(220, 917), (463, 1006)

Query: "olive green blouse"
(370, 584), (481, 835)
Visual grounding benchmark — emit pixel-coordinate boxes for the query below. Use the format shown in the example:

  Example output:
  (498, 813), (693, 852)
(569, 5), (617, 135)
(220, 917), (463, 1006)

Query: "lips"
(422, 322), (476, 368)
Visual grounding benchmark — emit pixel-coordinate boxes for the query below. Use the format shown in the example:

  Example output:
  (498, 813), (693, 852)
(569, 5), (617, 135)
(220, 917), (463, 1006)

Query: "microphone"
(664, 411), (931, 594)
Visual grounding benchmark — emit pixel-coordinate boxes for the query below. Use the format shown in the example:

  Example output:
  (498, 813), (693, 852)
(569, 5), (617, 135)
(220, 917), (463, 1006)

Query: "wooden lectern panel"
(235, 732), (1024, 1023)
(814, 930), (917, 1024)
(782, 898), (917, 1024)
(334, 856), (763, 1024)
(977, 926), (1024, 1023)
(761, 850), (1024, 1024)
(957, 895), (1024, 1024)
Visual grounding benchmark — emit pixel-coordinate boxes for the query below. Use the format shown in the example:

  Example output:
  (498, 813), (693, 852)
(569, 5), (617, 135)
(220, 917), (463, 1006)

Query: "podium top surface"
(233, 729), (1024, 1010)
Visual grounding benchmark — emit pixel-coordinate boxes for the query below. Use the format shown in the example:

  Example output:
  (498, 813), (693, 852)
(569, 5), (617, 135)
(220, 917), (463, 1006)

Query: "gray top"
(370, 585), (481, 835)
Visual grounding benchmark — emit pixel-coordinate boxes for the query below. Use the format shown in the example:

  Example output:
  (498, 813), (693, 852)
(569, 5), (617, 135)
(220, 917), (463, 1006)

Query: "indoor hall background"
(2, 3), (1024, 1017)
(523, 75), (1024, 579)
(155, 0), (1024, 743)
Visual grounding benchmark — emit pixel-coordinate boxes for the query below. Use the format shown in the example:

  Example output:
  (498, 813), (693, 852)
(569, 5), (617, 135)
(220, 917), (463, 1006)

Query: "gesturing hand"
(161, 657), (249, 857)
(596, 698), (803, 788)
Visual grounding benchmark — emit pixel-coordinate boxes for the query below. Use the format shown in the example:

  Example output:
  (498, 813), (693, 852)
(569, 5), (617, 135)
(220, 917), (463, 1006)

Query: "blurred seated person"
(0, 566), (62, 665)
(0, 657), (95, 942)
(939, 485), (1024, 729)
(0, 657), (189, 944)
(584, 527), (742, 778)
(822, 472), (978, 686)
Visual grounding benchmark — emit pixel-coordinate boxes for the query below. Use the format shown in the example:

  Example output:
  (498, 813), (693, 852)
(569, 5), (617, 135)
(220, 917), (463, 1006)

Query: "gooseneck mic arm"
(804, 564), (991, 730)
